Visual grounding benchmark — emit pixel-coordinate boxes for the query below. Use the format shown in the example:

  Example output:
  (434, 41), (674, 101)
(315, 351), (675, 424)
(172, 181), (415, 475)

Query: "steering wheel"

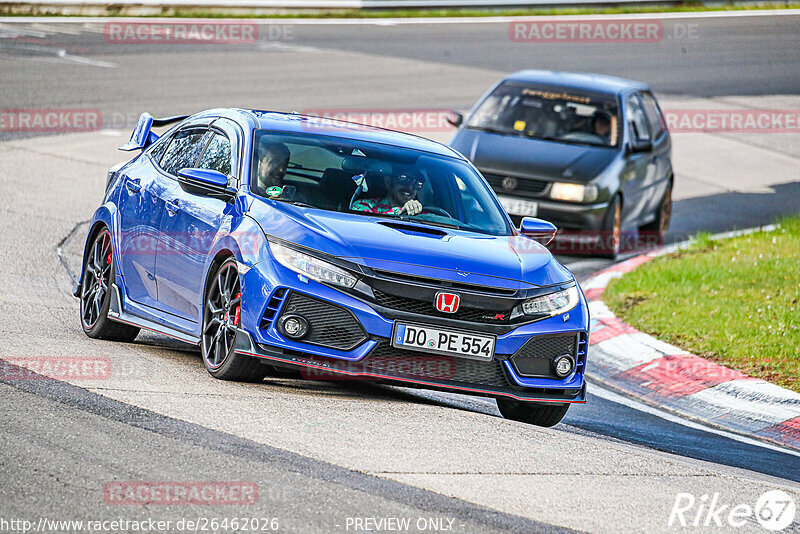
(420, 206), (453, 218)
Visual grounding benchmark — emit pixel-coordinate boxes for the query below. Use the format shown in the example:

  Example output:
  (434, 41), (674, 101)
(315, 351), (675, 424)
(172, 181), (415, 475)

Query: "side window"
(196, 132), (232, 176)
(149, 133), (172, 164)
(626, 95), (651, 142)
(159, 128), (210, 176)
(640, 92), (667, 138)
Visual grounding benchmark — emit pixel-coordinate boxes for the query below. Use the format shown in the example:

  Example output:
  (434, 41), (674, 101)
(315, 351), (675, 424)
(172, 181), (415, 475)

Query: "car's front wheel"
(599, 195), (622, 259)
(80, 227), (139, 342)
(496, 398), (570, 427)
(201, 258), (267, 382)
(641, 180), (672, 237)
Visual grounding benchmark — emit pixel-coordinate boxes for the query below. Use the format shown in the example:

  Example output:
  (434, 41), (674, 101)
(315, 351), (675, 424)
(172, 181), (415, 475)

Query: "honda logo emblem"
(435, 292), (460, 313)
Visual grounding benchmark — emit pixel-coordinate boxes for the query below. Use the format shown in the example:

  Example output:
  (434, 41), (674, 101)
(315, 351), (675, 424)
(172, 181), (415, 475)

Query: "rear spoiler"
(119, 112), (189, 151)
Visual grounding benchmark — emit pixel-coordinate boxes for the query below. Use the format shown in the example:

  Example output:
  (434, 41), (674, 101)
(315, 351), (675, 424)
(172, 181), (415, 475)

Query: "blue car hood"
(248, 199), (573, 290)
(451, 129), (617, 183)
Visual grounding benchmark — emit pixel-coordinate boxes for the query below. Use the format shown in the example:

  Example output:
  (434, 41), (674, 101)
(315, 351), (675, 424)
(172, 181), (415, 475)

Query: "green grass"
(3, 1), (800, 18)
(604, 216), (800, 393)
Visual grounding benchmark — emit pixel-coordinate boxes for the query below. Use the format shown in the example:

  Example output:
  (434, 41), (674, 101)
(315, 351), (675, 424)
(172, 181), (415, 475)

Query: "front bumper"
(536, 198), (610, 231)
(236, 258), (589, 404)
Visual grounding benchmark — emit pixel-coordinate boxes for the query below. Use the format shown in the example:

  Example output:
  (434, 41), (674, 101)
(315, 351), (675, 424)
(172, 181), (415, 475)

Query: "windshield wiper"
(533, 135), (608, 147)
(465, 125), (511, 136)
(395, 216), (462, 230)
(273, 198), (315, 208)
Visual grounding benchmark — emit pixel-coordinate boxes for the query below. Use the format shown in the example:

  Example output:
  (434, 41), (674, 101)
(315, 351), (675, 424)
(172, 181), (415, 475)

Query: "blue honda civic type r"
(76, 108), (589, 426)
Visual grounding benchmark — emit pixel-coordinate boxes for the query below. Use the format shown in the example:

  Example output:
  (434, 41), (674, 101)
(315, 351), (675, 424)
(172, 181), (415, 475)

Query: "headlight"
(550, 182), (598, 203)
(522, 285), (579, 317)
(268, 241), (357, 289)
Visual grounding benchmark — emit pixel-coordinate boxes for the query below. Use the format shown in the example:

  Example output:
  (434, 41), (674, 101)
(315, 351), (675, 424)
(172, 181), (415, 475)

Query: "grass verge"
(2, 1), (800, 18)
(604, 216), (800, 393)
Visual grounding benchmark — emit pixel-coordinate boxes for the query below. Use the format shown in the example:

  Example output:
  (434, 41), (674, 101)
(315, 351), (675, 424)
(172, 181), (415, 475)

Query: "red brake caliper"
(100, 253), (111, 284)
(234, 292), (241, 326)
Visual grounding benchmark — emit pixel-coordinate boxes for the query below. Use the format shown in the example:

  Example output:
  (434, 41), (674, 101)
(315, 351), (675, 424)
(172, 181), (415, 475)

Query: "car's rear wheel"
(80, 227), (139, 341)
(496, 398), (570, 427)
(599, 195), (622, 259)
(202, 258), (267, 382)
(641, 180), (672, 237)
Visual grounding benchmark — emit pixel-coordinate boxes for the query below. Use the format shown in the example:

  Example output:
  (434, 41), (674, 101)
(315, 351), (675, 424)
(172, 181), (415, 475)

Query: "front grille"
(510, 334), (578, 378)
(366, 343), (509, 387)
(373, 289), (513, 324)
(372, 269), (517, 297)
(483, 173), (550, 197)
(278, 291), (367, 351)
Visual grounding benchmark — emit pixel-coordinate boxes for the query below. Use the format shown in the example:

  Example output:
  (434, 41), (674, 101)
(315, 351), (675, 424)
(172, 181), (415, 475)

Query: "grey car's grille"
(483, 173), (549, 197)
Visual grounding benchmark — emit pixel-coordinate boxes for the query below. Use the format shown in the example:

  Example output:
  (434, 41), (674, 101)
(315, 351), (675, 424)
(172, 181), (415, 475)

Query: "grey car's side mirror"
(446, 111), (464, 128)
(629, 138), (653, 154)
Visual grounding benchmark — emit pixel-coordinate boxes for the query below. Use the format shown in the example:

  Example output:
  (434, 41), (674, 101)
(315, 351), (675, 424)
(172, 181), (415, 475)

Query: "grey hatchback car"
(449, 70), (673, 258)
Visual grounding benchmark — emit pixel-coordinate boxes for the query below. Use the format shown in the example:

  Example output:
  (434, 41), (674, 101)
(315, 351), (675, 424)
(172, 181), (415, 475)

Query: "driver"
(351, 167), (424, 216)
(593, 114), (611, 140)
(255, 141), (290, 195)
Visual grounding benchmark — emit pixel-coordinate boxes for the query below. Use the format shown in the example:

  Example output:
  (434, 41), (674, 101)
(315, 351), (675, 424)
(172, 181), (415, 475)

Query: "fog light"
(553, 355), (574, 378)
(281, 315), (309, 339)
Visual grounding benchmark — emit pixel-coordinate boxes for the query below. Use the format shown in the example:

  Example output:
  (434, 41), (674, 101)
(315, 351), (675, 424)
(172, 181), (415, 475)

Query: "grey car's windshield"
(250, 131), (512, 236)
(467, 82), (620, 147)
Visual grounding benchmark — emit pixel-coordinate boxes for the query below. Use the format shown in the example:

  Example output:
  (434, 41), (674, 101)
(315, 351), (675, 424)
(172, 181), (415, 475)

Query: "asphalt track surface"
(1, 13), (800, 533)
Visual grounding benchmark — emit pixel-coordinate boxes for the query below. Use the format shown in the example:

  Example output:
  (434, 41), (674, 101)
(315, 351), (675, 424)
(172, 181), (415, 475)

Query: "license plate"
(392, 322), (495, 361)
(497, 195), (538, 217)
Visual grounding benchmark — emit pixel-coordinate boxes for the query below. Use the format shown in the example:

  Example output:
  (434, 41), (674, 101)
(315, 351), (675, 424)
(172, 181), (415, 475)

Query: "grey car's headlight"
(550, 183), (598, 203)
(269, 241), (357, 289)
(522, 285), (579, 317)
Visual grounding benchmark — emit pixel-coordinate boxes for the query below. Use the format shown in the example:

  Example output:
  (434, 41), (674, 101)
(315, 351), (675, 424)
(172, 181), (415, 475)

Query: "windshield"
(467, 82), (620, 147)
(250, 131), (512, 236)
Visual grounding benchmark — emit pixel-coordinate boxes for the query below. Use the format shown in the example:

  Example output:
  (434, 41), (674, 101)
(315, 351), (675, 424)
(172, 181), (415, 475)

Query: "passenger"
(351, 168), (424, 216)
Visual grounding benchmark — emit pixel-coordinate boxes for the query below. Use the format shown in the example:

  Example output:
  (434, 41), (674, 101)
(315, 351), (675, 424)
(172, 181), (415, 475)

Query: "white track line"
(589, 380), (800, 459)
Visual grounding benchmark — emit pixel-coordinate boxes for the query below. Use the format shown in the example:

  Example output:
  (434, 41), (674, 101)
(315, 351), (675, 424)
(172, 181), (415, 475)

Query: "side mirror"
(519, 217), (557, 246)
(628, 137), (653, 154)
(446, 111), (464, 128)
(177, 168), (236, 202)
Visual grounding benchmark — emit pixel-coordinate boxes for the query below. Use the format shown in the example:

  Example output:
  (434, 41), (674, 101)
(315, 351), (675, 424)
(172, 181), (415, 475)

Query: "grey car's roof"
(503, 70), (650, 95)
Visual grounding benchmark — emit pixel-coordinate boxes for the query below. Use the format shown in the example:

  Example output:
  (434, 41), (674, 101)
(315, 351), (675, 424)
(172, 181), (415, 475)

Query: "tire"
(201, 258), (267, 382)
(640, 180), (672, 237)
(598, 195), (622, 259)
(80, 228), (140, 342)
(496, 398), (570, 427)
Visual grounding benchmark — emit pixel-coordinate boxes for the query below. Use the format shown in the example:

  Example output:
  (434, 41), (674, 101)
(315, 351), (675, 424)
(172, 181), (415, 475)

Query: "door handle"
(166, 199), (180, 215)
(125, 178), (141, 194)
